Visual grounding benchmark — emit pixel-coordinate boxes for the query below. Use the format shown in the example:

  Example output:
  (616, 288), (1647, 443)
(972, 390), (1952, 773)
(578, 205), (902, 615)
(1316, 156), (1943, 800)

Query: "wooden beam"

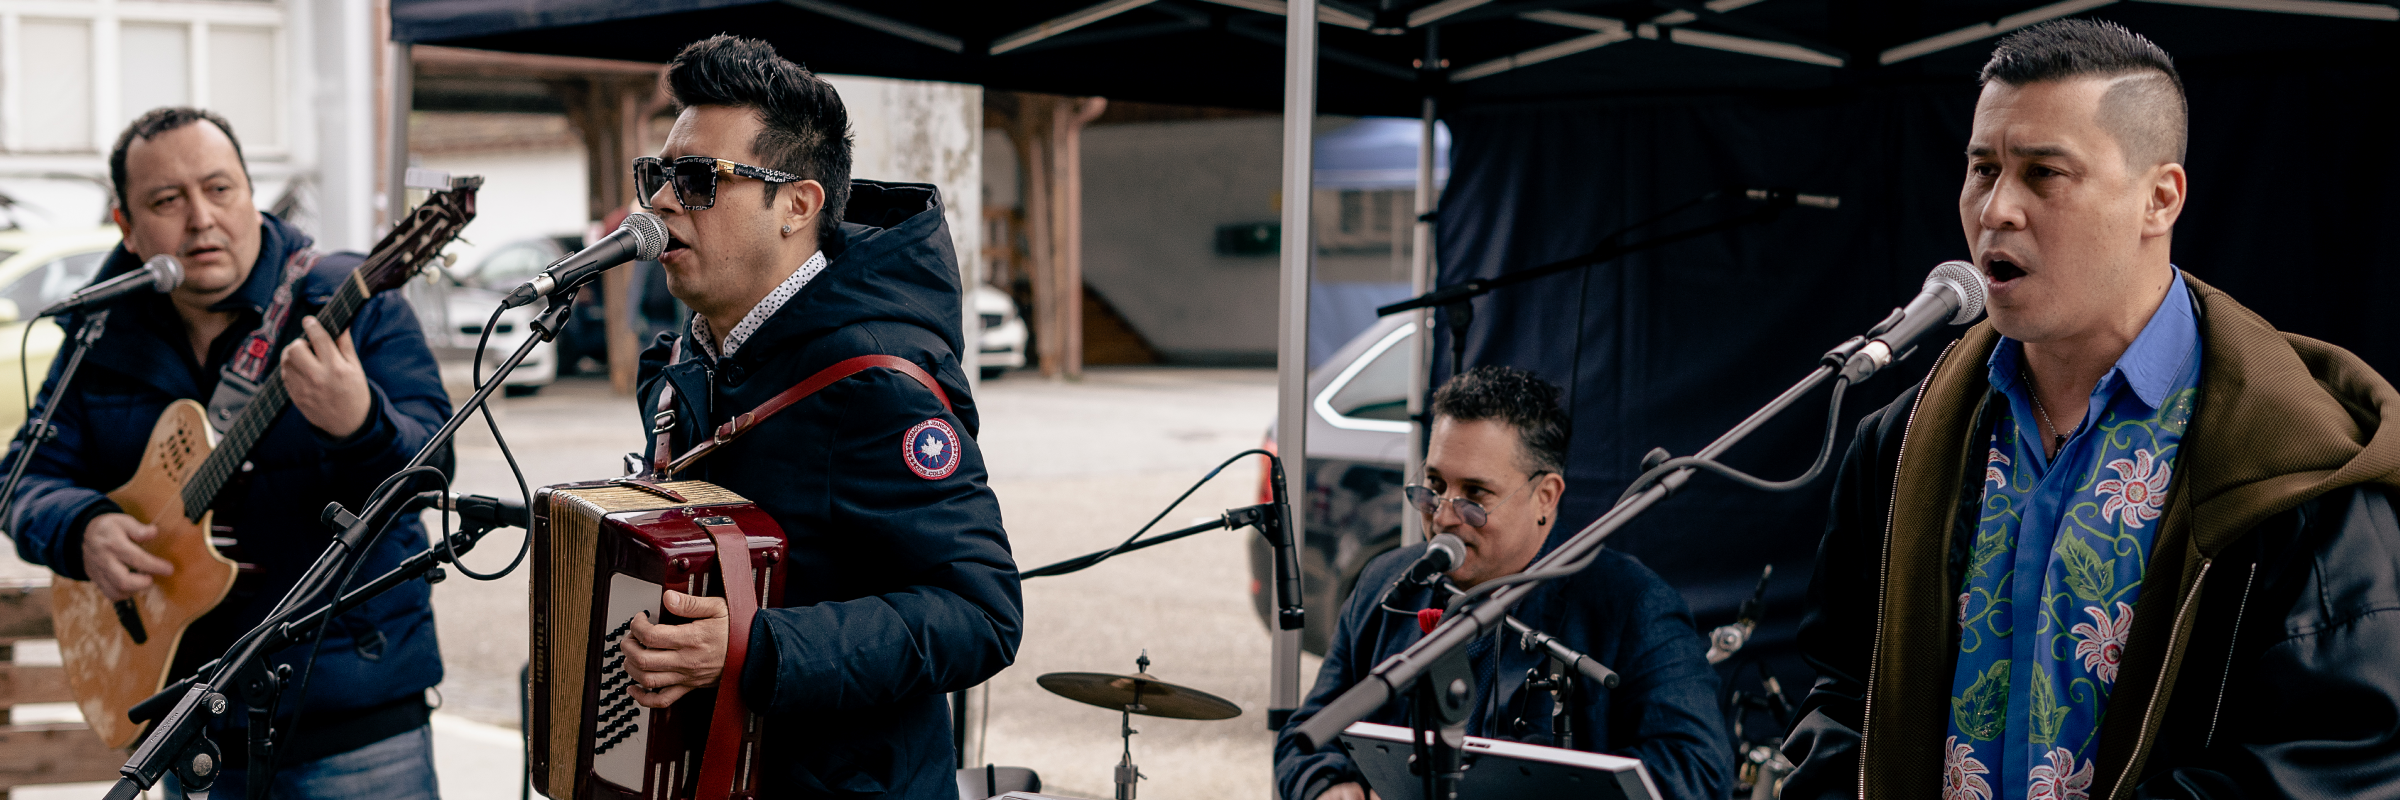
(0, 724), (123, 788)
(1048, 97), (1107, 380)
(0, 664), (72, 706)
(413, 45), (664, 80)
(0, 583), (53, 643)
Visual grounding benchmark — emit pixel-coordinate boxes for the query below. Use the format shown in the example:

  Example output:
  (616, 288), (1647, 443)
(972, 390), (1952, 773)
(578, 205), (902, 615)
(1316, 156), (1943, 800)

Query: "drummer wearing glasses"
(1274, 366), (1729, 800)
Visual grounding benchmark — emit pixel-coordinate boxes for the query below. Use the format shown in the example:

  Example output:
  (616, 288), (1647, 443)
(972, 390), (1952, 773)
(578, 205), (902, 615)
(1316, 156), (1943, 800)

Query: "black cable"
(451, 302), (534, 581)
(1614, 376), (1851, 505)
(1031, 448), (1273, 578)
(1446, 376), (1852, 617)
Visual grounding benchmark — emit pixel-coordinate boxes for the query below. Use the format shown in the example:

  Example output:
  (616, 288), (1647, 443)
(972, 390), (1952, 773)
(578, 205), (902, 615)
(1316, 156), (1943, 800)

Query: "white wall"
(410, 146), (589, 268)
(824, 74), (980, 287)
(822, 73), (981, 382)
(1079, 116), (1286, 365)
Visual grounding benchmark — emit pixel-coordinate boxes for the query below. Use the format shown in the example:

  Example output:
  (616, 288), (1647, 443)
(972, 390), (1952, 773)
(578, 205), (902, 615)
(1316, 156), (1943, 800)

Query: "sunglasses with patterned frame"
(633, 155), (803, 211)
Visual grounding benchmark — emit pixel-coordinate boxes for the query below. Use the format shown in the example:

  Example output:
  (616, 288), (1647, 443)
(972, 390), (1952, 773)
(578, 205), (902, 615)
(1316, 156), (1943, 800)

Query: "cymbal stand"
(1116, 652), (1151, 800)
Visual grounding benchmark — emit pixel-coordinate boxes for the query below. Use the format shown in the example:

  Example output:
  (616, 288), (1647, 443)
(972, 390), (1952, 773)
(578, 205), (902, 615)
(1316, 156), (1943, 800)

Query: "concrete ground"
(5, 366), (1312, 800)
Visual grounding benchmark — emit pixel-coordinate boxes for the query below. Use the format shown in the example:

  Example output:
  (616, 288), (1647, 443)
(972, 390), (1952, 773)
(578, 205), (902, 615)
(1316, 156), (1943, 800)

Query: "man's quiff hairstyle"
(1980, 19), (2188, 169)
(109, 107), (248, 213)
(1431, 366), (1571, 477)
(663, 35), (853, 241)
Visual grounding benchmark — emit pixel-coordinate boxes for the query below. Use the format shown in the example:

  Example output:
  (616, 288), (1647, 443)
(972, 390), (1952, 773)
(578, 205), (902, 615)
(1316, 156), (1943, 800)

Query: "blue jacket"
(638, 181), (1022, 799)
(6, 214), (450, 732)
(1275, 541), (1732, 800)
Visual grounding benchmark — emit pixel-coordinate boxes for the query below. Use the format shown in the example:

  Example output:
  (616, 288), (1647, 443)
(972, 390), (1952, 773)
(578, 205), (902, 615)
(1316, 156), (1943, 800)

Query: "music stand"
(1336, 721), (1660, 800)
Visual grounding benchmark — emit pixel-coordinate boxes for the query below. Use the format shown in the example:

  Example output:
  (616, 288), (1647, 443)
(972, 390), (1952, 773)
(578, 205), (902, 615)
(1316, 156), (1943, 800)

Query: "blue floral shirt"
(1943, 271), (2202, 800)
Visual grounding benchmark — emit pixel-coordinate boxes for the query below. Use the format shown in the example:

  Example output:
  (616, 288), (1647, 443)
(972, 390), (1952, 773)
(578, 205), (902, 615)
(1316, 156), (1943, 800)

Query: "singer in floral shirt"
(1778, 20), (2400, 800)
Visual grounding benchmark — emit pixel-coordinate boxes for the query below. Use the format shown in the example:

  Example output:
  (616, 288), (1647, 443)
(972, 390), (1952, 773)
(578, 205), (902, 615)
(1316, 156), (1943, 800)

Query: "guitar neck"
(179, 270), (375, 519)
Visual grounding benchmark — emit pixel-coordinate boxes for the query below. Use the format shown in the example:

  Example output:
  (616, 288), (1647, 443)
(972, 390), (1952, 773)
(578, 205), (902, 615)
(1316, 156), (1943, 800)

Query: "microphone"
(1742, 188), (1841, 210)
(414, 491), (530, 529)
(1838, 260), (1987, 383)
(38, 254), (182, 317)
(499, 212), (667, 309)
(1403, 533), (1466, 586)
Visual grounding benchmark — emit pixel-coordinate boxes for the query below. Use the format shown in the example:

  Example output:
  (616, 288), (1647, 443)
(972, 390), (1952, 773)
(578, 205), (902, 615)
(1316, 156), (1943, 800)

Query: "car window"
(473, 243), (555, 289)
(1, 250), (109, 314)
(1328, 328), (1411, 422)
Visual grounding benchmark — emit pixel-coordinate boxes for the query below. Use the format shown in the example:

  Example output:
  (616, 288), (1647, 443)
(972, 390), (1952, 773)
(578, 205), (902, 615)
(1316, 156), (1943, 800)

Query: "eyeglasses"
(633, 156), (802, 211)
(1403, 473), (1546, 528)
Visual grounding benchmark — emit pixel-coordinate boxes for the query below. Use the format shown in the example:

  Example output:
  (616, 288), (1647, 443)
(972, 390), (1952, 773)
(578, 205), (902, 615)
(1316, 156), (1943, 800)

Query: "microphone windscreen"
(622, 212), (668, 260)
(144, 254), (183, 292)
(1426, 533), (1465, 570)
(1928, 260), (1986, 324)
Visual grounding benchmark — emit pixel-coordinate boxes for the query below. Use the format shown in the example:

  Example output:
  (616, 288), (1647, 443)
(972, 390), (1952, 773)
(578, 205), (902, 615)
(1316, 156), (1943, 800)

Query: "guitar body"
(38, 178), (478, 751)
(52, 400), (239, 747)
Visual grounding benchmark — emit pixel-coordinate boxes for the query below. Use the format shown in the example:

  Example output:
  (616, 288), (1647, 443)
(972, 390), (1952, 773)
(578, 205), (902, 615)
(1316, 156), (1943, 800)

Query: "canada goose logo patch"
(903, 418), (960, 480)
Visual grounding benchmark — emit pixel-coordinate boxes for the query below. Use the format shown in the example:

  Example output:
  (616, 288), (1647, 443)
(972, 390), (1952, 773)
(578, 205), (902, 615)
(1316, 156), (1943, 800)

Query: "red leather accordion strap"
(660, 354), (953, 478)
(650, 338), (685, 478)
(694, 515), (760, 800)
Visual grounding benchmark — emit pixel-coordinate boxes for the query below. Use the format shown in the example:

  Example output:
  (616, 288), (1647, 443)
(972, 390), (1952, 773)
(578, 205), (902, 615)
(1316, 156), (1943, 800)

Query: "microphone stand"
(0, 309), (109, 531)
(1376, 188), (1829, 378)
(1289, 329), (1898, 772)
(101, 298), (574, 800)
(1018, 449), (1306, 730)
(0, 311), (154, 644)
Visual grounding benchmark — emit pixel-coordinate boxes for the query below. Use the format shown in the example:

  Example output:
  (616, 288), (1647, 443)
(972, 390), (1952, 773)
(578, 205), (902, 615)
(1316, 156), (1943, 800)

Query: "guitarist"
(616, 37), (1022, 799)
(3, 107), (452, 798)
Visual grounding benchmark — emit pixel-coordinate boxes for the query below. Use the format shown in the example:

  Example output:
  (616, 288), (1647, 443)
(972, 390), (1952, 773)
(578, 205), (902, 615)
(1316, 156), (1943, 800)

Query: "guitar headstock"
(356, 176), (483, 295)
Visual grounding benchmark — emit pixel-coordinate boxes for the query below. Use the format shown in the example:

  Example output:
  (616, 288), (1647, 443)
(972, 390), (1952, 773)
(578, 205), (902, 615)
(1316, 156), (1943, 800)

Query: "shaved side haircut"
(1981, 19), (2187, 169)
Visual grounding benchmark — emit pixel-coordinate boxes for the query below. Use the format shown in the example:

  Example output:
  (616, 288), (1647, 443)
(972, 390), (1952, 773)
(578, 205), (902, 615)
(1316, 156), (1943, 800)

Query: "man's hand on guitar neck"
(624, 590), (730, 709)
(82, 513), (175, 601)
(282, 316), (373, 440)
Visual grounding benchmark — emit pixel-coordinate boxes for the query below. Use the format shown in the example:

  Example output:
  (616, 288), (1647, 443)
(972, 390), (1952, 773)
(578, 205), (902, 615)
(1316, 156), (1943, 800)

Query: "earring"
(1538, 516), (1547, 525)
(781, 225), (793, 234)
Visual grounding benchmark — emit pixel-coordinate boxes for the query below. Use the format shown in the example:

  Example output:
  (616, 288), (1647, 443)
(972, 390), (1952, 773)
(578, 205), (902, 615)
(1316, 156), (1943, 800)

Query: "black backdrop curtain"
(1427, 53), (2400, 707)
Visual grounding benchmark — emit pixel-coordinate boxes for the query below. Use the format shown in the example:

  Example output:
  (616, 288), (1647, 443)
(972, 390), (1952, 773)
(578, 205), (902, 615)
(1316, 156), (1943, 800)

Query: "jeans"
(166, 725), (439, 800)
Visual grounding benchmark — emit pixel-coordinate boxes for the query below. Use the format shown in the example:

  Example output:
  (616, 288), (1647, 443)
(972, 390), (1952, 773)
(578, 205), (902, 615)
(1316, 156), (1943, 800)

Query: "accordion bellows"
(531, 480), (788, 800)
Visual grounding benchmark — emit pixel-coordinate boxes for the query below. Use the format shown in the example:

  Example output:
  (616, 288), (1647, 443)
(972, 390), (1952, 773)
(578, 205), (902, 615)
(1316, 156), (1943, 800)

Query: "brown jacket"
(1781, 273), (2400, 799)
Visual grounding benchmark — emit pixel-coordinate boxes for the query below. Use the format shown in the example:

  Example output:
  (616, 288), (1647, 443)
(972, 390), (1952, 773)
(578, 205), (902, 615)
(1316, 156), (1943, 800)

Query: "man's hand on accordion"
(623, 590), (731, 708)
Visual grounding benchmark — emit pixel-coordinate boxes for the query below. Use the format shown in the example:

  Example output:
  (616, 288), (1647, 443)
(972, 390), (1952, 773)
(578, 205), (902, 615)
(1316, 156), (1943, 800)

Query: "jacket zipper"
(2109, 559), (2211, 800)
(2203, 562), (2255, 751)
(1858, 337), (1962, 800)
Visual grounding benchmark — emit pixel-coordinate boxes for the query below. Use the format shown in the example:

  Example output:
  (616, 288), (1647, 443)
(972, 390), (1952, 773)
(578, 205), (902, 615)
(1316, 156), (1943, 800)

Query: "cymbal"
(1035, 671), (1242, 721)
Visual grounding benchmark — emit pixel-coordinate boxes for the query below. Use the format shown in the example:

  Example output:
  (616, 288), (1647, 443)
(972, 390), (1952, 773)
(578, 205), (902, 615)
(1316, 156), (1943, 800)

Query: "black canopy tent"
(393, 0), (2398, 115)
(392, 0), (2400, 780)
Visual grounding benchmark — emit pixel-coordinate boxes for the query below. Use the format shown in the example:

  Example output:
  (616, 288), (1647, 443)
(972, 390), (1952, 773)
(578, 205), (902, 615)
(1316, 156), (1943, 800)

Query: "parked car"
(975, 284), (1027, 379)
(0, 227), (124, 432)
(1249, 313), (1420, 654)
(422, 234), (682, 395)
(423, 236), (573, 394)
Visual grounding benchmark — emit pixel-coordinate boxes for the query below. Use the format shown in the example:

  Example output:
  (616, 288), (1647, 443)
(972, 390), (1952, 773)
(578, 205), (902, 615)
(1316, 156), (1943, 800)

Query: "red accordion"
(529, 480), (787, 800)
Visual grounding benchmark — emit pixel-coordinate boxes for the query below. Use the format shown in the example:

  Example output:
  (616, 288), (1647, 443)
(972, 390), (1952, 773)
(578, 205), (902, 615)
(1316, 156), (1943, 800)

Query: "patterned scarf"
(1943, 377), (2197, 800)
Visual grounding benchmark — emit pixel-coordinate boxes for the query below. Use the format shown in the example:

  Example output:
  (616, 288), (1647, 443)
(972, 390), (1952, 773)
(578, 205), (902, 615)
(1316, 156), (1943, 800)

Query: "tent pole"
(1403, 27), (1438, 545)
(1271, 0), (1317, 733)
(387, 42), (412, 235)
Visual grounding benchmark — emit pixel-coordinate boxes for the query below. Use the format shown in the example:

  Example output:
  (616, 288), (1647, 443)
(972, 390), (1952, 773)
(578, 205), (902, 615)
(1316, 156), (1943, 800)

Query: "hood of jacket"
(1859, 270), (2400, 800)
(2173, 274), (2400, 548)
(711, 179), (964, 371)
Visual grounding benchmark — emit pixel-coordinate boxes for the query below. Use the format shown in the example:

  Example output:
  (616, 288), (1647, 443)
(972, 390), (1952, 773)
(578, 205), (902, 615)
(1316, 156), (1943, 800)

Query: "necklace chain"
(2023, 368), (2070, 449)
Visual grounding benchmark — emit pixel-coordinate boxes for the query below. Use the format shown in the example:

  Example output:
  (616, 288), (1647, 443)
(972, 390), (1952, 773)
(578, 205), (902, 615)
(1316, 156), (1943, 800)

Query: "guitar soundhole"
(164, 428), (194, 476)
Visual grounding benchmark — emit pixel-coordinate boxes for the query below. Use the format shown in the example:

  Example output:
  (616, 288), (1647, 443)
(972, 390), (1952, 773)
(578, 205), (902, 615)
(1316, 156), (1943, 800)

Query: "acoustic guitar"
(50, 179), (480, 748)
